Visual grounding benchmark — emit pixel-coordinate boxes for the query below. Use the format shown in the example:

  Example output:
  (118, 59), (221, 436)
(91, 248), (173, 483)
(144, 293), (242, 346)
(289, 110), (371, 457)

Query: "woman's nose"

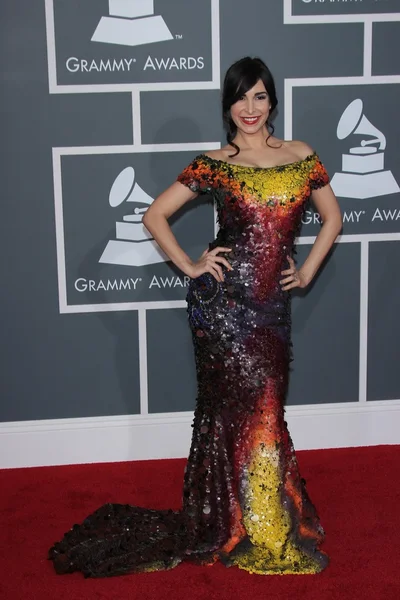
(246, 99), (254, 114)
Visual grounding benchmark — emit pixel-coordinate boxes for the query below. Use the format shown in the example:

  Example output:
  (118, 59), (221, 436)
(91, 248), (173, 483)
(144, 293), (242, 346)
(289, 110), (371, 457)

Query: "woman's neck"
(232, 128), (282, 151)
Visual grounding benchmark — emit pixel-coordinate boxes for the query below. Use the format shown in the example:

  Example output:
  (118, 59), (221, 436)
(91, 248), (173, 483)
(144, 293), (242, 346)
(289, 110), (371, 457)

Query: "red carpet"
(1, 445), (399, 600)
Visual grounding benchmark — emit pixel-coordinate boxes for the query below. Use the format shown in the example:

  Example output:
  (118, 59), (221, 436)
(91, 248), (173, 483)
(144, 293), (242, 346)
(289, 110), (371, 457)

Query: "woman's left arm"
(280, 184), (343, 291)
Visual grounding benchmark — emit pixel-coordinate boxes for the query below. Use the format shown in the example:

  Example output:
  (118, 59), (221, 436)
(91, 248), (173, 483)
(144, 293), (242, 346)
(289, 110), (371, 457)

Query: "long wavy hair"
(222, 57), (278, 157)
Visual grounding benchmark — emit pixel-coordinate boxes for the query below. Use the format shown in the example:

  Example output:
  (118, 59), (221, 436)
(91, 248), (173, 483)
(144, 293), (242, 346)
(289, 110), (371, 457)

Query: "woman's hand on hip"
(280, 256), (309, 291)
(188, 247), (232, 282)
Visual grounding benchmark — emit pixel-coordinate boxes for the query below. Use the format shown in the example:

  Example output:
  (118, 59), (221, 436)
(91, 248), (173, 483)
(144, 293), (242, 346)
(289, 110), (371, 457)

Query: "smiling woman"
(49, 56), (342, 579)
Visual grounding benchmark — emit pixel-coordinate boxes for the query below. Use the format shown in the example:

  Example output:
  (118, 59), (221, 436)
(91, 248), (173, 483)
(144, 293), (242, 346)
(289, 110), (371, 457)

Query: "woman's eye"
(256, 95), (267, 100)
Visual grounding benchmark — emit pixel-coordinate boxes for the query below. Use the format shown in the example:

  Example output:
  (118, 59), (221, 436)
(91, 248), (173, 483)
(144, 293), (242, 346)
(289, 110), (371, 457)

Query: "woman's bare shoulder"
(286, 139), (315, 160)
(202, 147), (233, 160)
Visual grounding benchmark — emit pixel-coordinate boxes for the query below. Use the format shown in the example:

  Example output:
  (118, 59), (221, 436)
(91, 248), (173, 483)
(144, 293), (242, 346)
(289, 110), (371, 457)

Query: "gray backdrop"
(1, 0), (399, 423)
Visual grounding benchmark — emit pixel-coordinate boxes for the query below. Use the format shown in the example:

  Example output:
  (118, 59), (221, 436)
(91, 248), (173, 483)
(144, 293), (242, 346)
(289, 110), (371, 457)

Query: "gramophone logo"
(331, 99), (400, 199)
(99, 166), (168, 267)
(91, 0), (173, 47)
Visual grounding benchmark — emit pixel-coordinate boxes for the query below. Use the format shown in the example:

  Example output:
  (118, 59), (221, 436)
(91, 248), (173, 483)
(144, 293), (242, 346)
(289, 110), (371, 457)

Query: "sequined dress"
(49, 151), (331, 577)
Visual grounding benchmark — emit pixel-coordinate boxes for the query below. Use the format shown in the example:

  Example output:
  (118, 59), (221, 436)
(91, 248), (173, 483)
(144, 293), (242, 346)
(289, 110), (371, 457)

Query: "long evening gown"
(48, 151), (331, 577)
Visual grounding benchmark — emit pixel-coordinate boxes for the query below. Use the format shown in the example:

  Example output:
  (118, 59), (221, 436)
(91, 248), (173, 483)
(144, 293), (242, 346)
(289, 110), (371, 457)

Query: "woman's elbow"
(330, 212), (343, 236)
(142, 208), (154, 230)
(142, 207), (166, 234)
(335, 211), (343, 233)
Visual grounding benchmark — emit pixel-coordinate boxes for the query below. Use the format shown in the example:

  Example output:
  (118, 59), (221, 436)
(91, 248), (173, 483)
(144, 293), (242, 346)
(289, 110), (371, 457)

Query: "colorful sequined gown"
(49, 151), (331, 577)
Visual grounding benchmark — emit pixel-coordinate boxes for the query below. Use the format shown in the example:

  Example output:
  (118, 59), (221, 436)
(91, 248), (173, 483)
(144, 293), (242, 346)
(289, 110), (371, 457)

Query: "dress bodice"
(177, 151), (330, 304)
(177, 152), (330, 247)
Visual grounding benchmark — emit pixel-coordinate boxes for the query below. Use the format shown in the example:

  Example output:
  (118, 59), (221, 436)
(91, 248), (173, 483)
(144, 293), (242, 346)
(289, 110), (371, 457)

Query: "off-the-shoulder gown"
(49, 151), (330, 577)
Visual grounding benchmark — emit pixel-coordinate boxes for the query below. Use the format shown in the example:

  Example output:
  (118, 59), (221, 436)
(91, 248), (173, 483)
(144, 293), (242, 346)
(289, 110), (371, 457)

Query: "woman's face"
(230, 79), (270, 134)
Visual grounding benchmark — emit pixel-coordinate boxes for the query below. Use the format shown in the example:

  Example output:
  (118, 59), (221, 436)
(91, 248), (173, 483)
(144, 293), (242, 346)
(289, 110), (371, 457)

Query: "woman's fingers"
(280, 271), (302, 290)
(194, 247), (233, 281)
(280, 275), (296, 285)
(209, 246), (232, 256)
(215, 264), (224, 281)
(207, 264), (223, 282)
(212, 256), (232, 270)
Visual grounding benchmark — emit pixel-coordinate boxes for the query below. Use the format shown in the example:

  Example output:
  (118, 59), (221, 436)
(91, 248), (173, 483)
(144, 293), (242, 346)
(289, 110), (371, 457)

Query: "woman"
(49, 57), (342, 577)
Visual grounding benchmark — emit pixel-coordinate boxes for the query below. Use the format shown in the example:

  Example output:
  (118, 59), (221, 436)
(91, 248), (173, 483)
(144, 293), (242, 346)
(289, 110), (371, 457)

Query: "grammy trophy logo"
(331, 99), (400, 199)
(91, 0), (173, 47)
(99, 166), (168, 267)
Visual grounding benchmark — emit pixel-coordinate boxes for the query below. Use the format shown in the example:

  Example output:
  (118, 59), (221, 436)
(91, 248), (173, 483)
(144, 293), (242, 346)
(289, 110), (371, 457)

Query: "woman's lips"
(240, 115), (261, 125)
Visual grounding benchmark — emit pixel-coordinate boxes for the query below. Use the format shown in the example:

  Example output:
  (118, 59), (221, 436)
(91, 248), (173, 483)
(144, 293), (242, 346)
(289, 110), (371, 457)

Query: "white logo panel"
(331, 99), (399, 200)
(287, 0), (400, 21)
(45, 0), (219, 91)
(53, 150), (215, 313)
(287, 83), (400, 237)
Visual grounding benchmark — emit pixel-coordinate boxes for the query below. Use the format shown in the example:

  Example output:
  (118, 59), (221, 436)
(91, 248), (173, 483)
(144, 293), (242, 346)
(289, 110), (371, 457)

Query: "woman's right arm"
(142, 181), (232, 282)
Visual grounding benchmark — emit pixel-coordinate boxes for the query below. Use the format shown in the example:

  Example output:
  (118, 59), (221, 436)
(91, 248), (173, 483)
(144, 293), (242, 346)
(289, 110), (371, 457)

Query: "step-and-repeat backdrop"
(1, 1), (399, 427)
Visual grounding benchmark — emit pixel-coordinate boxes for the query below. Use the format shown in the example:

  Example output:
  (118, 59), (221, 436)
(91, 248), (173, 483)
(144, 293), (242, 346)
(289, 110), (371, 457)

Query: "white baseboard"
(1, 401), (399, 469)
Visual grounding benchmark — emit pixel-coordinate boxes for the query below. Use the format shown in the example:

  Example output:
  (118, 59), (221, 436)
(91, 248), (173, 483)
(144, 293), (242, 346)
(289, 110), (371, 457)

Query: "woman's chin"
(236, 124), (267, 136)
